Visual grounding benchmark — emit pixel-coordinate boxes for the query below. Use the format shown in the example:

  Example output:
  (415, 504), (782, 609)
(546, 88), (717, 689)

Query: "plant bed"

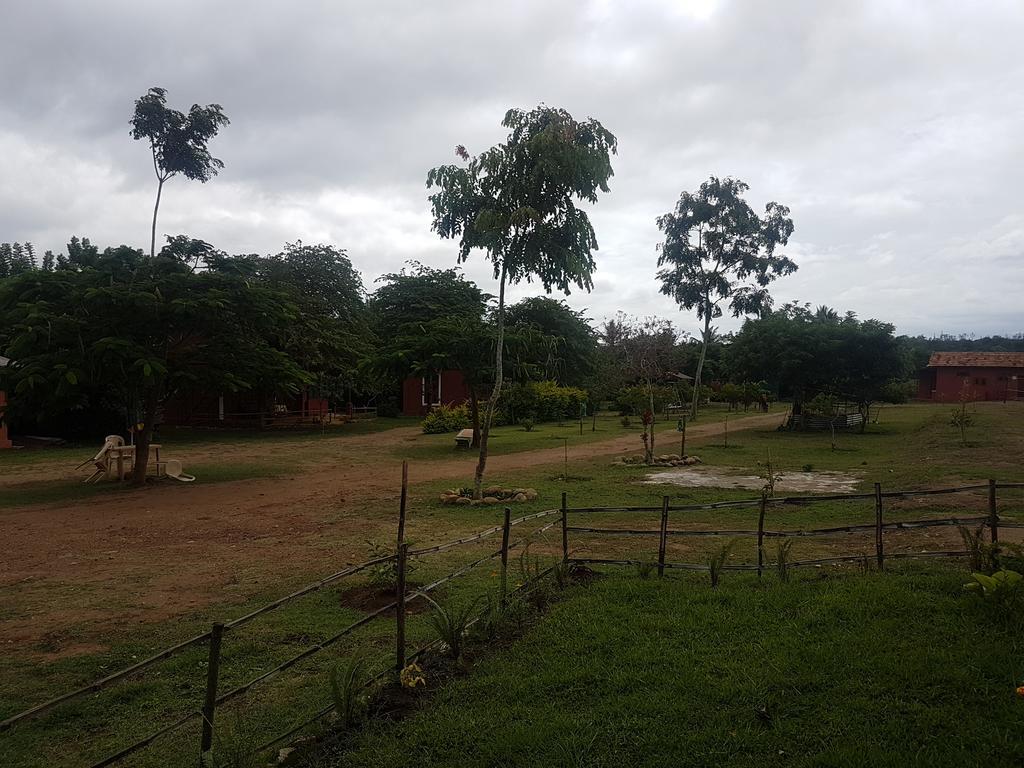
(438, 486), (539, 505)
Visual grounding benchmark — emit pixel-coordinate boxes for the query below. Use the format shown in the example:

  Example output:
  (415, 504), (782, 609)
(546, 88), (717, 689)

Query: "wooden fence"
(560, 479), (1023, 575)
(0, 462), (560, 768)
(6, 476), (1021, 766)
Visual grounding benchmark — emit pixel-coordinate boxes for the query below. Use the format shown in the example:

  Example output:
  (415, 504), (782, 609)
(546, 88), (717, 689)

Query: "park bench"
(455, 428), (474, 448)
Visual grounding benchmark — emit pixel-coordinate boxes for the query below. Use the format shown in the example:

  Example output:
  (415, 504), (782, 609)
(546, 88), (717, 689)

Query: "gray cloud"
(2, 0), (1022, 337)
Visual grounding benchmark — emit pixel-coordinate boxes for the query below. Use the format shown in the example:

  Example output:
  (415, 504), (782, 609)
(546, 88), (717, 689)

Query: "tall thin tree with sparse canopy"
(427, 106), (617, 498)
(656, 176), (796, 420)
(130, 87), (229, 259)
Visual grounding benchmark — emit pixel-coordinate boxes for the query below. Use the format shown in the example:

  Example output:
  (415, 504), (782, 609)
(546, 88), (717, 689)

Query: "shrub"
(420, 594), (482, 660)
(521, 418), (535, 432)
(328, 653), (370, 727)
(502, 380), (588, 424)
(709, 540), (737, 588)
(958, 526), (998, 574)
(421, 403), (470, 434)
(964, 569), (1024, 627)
(615, 384), (675, 416)
(620, 415), (632, 428)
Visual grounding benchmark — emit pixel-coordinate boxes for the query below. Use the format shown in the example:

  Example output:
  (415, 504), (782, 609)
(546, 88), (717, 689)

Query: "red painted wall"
(919, 367), (1023, 402)
(0, 389), (11, 448)
(401, 370), (472, 417)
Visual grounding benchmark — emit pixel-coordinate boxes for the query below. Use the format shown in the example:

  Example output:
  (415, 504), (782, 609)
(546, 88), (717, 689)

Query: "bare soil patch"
(644, 466), (861, 493)
(0, 411), (783, 652)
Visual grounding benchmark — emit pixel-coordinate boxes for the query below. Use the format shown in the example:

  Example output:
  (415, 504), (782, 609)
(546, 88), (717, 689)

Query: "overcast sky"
(2, 0), (1022, 338)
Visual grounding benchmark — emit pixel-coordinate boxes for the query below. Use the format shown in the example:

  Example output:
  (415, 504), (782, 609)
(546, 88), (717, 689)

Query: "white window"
(421, 373), (442, 407)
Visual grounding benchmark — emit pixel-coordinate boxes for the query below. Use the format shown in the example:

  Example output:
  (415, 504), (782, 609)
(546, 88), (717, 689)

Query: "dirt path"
(0, 412), (781, 653)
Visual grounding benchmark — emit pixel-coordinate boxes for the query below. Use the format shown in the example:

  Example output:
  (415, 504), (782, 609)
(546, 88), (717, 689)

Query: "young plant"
(328, 653), (370, 728)
(757, 449), (782, 497)
(775, 539), (795, 583)
(211, 712), (258, 768)
(950, 386), (975, 446)
(365, 540), (415, 591)
(964, 569), (1024, 627)
(521, 418), (535, 432)
(420, 593), (483, 660)
(635, 561), (656, 580)
(709, 540), (737, 588)
(620, 415), (632, 428)
(958, 525), (998, 574)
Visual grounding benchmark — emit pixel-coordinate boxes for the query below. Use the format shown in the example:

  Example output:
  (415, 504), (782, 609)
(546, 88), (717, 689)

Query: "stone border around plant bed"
(439, 487), (539, 505)
(610, 454), (702, 468)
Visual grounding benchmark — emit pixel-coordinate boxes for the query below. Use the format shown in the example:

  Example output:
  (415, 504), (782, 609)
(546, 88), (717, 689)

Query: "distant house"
(917, 352), (1024, 401)
(0, 356), (11, 448)
(401, 370), (471, 417)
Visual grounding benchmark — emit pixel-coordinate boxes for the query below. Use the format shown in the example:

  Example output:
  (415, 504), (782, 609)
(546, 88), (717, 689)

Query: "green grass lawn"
(2, 403), (1022, 767)
(328, 566), (1024, 768)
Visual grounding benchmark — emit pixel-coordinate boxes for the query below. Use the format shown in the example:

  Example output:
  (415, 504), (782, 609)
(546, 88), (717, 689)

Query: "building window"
(421, 373), (442, 407)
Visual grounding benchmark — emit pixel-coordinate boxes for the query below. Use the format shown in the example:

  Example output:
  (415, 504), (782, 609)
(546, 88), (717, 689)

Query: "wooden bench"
(455, 429), (474, 448)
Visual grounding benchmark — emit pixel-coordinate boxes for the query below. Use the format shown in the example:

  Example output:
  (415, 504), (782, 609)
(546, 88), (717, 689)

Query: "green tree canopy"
(727, 303), (910, 429)
(656, 176), (796, 419)
(0, 244), (309, 482)
(131, 87), (229, 259)
(427, 105), (617, 497)
(505, 297), (598, 388)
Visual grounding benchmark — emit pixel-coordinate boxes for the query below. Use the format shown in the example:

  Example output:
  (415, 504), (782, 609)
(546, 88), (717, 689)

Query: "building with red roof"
(917, 352), (1024, 401)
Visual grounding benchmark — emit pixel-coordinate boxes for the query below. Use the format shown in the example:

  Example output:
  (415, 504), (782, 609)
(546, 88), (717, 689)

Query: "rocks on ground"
(439, 486), (539, 505)
(610, 454), (702, 468)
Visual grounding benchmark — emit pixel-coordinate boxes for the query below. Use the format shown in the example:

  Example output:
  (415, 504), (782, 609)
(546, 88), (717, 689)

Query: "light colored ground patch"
(643, 466), (861, 494)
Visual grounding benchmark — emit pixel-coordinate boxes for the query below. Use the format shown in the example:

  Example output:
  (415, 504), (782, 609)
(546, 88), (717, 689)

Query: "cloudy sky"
(2, 0), (1022, 338)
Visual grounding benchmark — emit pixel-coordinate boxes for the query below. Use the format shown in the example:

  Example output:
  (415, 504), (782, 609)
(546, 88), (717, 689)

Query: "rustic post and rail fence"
(2, 477), (1020, 767)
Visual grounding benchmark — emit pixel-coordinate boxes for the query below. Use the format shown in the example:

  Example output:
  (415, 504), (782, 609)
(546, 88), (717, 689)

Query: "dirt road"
(0, 412), (781, 653)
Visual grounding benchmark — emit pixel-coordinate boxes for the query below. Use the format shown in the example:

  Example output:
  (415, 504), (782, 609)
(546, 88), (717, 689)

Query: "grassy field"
(1, 402), (1022, 767)
(327, 566), (1024, 768)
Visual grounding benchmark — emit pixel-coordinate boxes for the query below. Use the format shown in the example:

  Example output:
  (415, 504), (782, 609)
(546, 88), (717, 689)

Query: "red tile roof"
(928, 352), (1024, 368)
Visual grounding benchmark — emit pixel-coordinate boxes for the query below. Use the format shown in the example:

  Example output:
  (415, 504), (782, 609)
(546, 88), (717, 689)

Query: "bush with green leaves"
(420, 403), (471, 434)
(964, 569), (1023, 627)
(615, 384), (676, 416)
(500, 380), (587, 424)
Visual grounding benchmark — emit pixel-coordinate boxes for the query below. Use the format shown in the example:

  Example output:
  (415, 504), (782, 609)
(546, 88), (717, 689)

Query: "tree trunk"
(150, 177), (165, 260)
(131, 384), (161, 485)
(648, 385), (655, 461)
(468, 384), (481, 447)
(691, 314), (712, 420)
(474, 265), (506, 499)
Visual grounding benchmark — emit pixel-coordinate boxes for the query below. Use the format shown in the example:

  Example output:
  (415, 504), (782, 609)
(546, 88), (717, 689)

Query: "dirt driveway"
(0, 413), (780, 653)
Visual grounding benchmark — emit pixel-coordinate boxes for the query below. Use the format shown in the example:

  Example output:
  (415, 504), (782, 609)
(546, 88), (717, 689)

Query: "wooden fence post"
(874, 482), (884, 570)
(500, 507), (512, 604)
(757, 494), (767, 578)
(199, 622), (225, 768)
(658, 496), (670, 577)
(988, 478), (999, 546)
(397, 460), (408, 547)
(561, 492), (569, 564)
(395, 542), (408, 672)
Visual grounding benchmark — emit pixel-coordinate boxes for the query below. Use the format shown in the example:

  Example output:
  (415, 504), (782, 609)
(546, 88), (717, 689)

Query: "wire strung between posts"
(0, 554), (395, 732)
(86, 710), (201, 768)
(409, 509), (559, 557)
(252, 562), (558, 756)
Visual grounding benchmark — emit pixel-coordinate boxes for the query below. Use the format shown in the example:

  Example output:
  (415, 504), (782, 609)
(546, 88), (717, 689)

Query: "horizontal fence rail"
(8, 468), (1021, 768)
(563, 479), (1021, 578)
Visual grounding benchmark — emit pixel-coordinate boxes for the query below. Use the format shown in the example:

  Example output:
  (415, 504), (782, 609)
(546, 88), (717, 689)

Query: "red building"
(917, 352), (1024, 402)
(401, 370), (471, 417)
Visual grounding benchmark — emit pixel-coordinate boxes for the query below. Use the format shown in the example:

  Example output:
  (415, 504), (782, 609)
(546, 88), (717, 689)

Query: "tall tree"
(656, 176), (796, 419)
(427, 105), (617, 497)
(0, 246), (308, 483)
(130, 87), (229, 259)
(370, 264), (490, 442)
(505, 297), (598, 388)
